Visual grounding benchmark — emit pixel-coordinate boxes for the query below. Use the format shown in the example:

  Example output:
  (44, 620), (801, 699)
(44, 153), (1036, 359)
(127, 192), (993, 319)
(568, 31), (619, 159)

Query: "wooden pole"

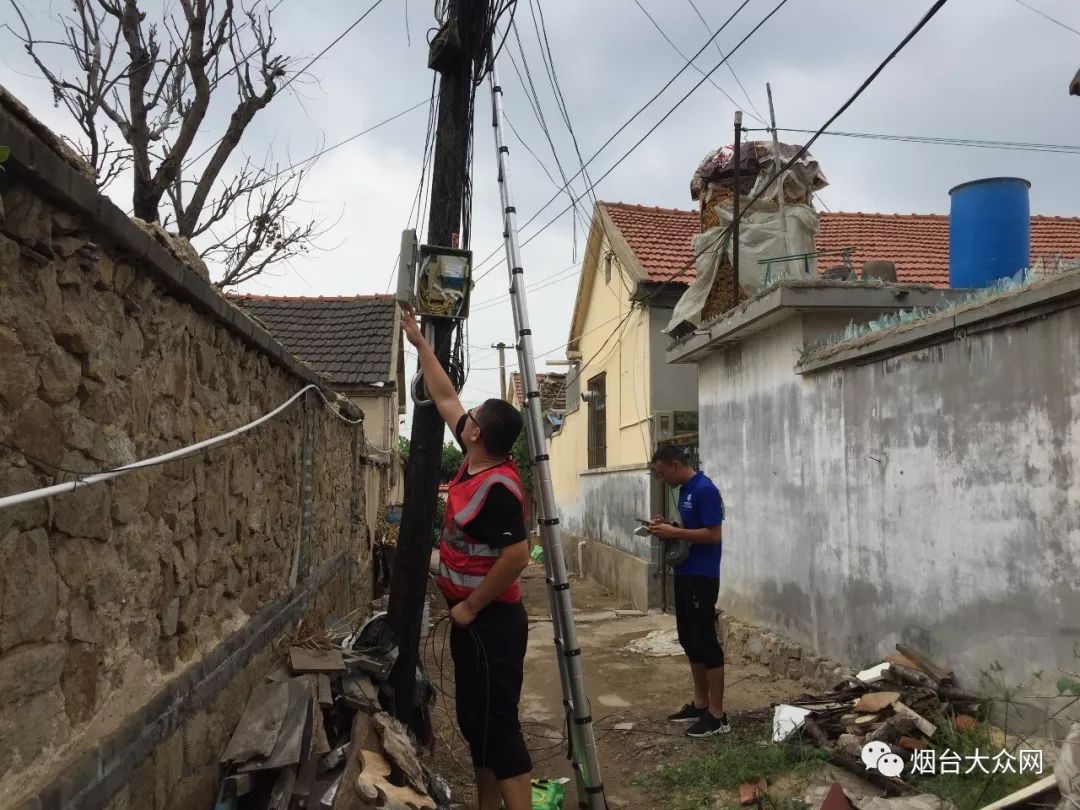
(731, 110), (743, 308)
(387, 0), (485, 738)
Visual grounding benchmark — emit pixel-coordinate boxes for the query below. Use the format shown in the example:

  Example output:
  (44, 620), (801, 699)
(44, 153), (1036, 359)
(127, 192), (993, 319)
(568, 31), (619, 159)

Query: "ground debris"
(213, 606), (449, 810)
(779, 644), (984, 796)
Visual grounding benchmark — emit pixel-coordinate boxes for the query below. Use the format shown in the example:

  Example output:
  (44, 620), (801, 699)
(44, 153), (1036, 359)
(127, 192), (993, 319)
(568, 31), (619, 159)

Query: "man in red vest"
(402, 309), (532, 810)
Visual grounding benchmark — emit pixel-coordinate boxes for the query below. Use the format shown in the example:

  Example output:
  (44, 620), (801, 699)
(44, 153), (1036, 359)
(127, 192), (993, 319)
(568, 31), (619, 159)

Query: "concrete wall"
(648, 305), (698, 413)
(0, 93), (372, 808)
(697, 299), (1080, 695)
(555, 466), (660, 610)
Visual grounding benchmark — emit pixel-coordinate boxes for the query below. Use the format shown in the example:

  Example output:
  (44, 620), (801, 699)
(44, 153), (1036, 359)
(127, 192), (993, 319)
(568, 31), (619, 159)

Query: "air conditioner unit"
(653, 411), (674, 442)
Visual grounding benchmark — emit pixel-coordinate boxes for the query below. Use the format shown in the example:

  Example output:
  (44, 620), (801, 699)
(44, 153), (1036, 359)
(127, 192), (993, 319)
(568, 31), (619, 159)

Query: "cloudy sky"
(4, 0), (1079, 432)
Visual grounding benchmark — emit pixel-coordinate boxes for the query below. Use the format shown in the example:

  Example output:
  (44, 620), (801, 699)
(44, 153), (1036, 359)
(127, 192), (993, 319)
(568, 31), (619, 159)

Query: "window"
(586, 373), (606, 469)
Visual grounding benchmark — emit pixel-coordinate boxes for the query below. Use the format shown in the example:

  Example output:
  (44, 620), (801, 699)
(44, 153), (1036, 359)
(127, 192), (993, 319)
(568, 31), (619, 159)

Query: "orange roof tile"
(598, 202), (1080, 289)
(600, 202), (700, 283)
(509, 371), (565, 411)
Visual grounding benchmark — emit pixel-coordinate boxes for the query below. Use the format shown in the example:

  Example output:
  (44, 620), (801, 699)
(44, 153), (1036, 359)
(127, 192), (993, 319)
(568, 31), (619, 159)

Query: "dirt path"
(424, 562), (803, 808)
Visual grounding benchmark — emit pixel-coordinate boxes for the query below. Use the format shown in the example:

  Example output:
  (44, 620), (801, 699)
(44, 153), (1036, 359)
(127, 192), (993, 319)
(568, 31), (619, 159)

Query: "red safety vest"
(437, 459), (526, 604)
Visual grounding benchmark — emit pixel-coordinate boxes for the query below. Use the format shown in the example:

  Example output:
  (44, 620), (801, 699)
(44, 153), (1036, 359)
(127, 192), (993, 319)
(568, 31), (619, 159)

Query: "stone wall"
(0, 95), (371, 808)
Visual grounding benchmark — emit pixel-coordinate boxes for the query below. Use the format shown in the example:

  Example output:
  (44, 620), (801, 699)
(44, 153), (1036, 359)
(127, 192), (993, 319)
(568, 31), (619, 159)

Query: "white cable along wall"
(0, 384), (362, 512)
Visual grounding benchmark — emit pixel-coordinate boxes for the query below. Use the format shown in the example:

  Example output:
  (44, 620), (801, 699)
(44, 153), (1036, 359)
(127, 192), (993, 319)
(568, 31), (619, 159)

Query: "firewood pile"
(214, 610), (447, 810)
(775, 644), (982, 795)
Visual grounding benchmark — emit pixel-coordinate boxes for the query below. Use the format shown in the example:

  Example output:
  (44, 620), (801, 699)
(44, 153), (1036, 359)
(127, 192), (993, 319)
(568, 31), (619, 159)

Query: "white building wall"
(698, 308), (1080, 693)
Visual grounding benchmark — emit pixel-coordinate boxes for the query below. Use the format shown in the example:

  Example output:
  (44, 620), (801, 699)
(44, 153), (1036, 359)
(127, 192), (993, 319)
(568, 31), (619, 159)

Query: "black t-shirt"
(453, 414), (527, 550)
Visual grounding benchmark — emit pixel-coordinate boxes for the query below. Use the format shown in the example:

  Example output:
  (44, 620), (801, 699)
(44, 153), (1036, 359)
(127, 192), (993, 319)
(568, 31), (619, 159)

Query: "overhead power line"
(632, 0), (766, 125)
(183, 0), (391, 172)
(1011, 0), (1080, 37)
(475, 0), (793, 282)
(685, 0), (764, 118)
(468, 0), (763, 280)
(548, 0), (953, 403)
(753, 127), (1080, 155)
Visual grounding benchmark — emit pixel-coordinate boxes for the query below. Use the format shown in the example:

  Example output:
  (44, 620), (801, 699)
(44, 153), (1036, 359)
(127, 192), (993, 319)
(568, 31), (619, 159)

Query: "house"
(550, 202), (1080, 611)
(508, 371), (566, 436)
(548, 203), (703, 610)
(231, 293), (407, 528)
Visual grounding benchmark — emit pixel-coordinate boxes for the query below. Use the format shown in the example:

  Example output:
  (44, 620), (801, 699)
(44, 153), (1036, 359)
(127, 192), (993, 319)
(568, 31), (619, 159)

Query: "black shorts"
(449, 600), (532, 780)
(673, 575), (724, 669)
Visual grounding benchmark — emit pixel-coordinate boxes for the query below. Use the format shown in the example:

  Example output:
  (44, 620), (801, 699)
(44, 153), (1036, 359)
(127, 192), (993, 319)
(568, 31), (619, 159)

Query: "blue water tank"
(948, 177), (1031, 288)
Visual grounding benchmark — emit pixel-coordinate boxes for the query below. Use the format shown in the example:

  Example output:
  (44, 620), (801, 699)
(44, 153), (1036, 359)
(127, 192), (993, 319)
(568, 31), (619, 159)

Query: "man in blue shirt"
(648, 444), (729, 738)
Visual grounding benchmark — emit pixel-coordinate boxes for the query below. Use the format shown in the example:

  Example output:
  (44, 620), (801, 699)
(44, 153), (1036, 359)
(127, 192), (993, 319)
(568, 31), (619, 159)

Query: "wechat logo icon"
(861, 740), (905, 778)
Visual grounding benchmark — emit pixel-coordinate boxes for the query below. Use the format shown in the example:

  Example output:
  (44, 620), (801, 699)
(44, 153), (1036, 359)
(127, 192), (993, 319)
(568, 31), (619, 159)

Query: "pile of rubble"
(773, 644), (984, 794)
(213, 611), (448, 809)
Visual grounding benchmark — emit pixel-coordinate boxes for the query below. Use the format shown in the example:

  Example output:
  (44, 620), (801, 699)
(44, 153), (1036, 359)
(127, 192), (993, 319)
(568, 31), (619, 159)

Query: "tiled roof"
(599, 202), (1080, 288)
(230, 294), (398, 388)
(601, 202), (700, 283)
(510, 371), (566, 412)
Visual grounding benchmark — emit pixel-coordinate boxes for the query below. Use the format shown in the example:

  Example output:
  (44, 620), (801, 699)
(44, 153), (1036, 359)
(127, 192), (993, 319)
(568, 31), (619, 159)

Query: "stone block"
(61, 643), (100, 725)
(0, 689), (69, 777)
(747, 634), (766, 657)
(116, 324), (144, 378)
(177, 589), (205, 634)
(0, 464), (49, 534)
(158, 637), (179, 672)
(53, 482), (112, 541)
(0, 643), (65, 705)
(0, 528), (59, 649)
(69, 596), (104, 644)
(160, 597), (180, 638)
(14, 398), (64, 467)
(183, 712), (211, 771)
(38, 341), (82, 405)
(769, 652), (788, 675)
(0, 326), (36, 409)
(81, 378), (128, 425)
(95, 256), (116, 290)
(111, 473), (150, 524)
(168, 765), (218, 810)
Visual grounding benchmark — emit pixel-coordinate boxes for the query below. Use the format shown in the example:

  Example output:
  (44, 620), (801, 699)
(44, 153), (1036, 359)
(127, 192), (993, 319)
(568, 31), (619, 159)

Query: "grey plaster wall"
(698, 308), (1080, 693)
(648, 306), (699, 414)
(559, 466), (657, 561)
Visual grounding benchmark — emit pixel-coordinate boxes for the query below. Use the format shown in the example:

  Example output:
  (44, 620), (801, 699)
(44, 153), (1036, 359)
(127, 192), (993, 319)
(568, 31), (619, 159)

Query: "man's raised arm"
(400, 307), (466, 431)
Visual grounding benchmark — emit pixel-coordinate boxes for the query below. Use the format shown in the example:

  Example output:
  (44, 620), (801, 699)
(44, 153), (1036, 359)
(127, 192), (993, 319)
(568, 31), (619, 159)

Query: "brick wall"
(0, 94), (371, 808)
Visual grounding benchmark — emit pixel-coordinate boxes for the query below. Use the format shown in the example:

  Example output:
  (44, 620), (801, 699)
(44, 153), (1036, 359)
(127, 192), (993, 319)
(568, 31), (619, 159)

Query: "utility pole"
(491, 342), (509, 400)
(387, 0), (484, 737)
(731, 110), (743, 308)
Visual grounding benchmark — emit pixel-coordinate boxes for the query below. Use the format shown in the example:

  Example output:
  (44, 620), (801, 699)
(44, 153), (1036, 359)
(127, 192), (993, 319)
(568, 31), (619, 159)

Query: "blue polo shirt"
(672, 471), (724, 579)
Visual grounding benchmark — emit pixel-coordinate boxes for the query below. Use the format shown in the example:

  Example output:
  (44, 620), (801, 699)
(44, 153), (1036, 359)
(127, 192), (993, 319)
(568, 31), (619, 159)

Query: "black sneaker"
(686, 712), (732, 738)
(667, 703), (708, 723)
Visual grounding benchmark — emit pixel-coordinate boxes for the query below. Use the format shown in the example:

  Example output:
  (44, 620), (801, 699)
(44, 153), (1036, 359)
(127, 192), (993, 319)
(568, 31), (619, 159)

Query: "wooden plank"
(853, 692), (901, 713)
(333, 712), (385, 810)
(355, 750), (435, 810)
(290, 647), (346, 674)
(268, 767), (298, 810)
(977, 775), (1058, 810)
(891, 701), (937, 738)
(895, 643), (953, 684)
(238, 679), (313, 773)
(220, 681), (291, 764)
(317, 674), (334, 708)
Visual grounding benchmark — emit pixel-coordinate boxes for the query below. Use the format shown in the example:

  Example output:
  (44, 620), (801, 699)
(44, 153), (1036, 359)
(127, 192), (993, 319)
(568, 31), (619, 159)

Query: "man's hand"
(450, 600), (478, 628)
(649, 520), (680, 540)
(401, 306), (426, 349)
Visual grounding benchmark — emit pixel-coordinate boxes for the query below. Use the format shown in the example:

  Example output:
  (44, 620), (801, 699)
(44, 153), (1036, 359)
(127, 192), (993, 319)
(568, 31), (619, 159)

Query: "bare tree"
(5, 0), (324, 286)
